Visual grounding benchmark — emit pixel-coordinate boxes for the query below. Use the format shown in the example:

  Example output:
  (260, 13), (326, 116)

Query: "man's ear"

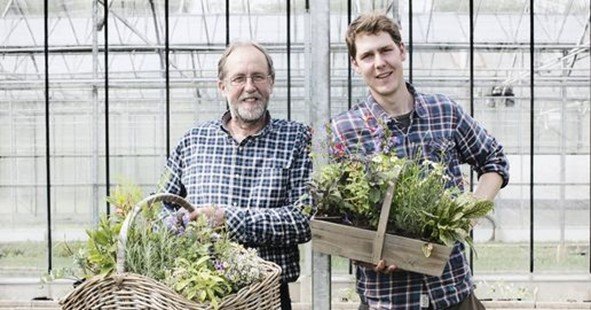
(217, 79), (227, 96)
(399, 42), (407, 62)
(351, 56), (360, 74)
(268, 78), (274, 94)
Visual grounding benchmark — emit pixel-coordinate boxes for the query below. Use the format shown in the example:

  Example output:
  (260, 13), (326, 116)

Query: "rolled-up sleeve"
(454, 104), (510, 188)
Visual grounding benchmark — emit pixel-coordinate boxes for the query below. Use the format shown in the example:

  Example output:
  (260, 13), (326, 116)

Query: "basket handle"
(116, 193), (195, 274)
(371, 180), (396, 263)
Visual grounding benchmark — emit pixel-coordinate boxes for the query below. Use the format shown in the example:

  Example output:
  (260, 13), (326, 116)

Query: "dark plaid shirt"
(330, 83), (509, 309)
(160, 112), (313, 283)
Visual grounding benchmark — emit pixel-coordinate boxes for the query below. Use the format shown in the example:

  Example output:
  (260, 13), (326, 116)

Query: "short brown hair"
(217, 41), (275, 81)
(345, 12), (403, 59)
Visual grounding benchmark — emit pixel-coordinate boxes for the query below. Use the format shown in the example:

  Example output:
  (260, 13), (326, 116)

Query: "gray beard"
(232, 102), (267, 123)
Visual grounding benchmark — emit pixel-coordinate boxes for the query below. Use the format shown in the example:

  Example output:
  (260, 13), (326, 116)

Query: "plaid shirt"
(330, 83), (509, 309)
(159, 112), (313, 283)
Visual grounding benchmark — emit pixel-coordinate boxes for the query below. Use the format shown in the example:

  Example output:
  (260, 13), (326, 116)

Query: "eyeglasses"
(227, 74), (271, 86)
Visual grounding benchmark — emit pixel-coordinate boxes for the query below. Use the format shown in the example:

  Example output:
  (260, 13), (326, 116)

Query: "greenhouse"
(0, 0), (589, 309)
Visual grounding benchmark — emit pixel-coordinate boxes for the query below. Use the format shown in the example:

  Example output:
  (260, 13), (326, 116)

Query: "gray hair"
(217, 41), (275, 82)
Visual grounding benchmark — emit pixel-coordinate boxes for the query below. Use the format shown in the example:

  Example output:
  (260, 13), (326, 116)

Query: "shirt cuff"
(224, 207), (247, 243)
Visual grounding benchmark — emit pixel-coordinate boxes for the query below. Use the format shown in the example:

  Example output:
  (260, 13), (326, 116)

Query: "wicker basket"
(59, 193), (282, 310)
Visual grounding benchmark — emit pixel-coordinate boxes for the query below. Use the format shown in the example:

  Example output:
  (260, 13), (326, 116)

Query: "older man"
(159, 42), (312, 310)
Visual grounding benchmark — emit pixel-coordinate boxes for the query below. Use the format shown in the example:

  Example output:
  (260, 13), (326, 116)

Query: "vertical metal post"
(92, 0), (99, 224)
(529, 0), (535, 273)
(225, 0), (230, 46)
(347, 0), (352, 110)
(468, 0), (475, 271)
(347, 0), (353, 275)
(309, 0), (331, 309)
(287, 0), (291, 120)
(165, 0), (171, 157)
(224, 0), (230, 111)
(408, 0), (413, 83)
(557, 51), (567, 262)
(301, 2), (312, 305)
(104, 0), (111, 215)
(43, 0), (52, 273)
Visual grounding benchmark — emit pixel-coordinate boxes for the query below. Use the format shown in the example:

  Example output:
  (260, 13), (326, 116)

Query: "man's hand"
(189, 206), (226, 227)
(355, 260), (397, 274)
(374, 259), (397, 274)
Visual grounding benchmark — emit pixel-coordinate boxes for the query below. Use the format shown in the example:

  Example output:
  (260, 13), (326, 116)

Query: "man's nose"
(244, 77), (257, 91)
(374, 54), (386, 68)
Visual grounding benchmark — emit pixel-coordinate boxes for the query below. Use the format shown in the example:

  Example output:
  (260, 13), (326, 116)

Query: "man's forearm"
(224, 205), (311, 246)
(473, 172), (503, 201)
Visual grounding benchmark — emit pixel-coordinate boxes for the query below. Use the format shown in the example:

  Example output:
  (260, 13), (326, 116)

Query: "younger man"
(330, 12), (509, 309)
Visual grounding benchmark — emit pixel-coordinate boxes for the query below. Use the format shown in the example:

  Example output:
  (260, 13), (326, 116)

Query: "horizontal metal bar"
(1, 42), (586, 54)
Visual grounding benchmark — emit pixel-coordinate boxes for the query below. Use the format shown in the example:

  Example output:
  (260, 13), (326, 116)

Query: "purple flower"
(214, 260), (225, 271)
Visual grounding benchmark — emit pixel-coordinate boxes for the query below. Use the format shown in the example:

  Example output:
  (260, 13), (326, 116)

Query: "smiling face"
(217, 45), (273, 126)
(351, 31), (407, 104)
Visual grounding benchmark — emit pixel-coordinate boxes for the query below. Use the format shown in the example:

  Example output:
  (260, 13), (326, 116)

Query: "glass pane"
(472, 0), (532, 275)
(0, 1), (49, 278)
(106, 2), (166, 194)
(532, 0), (590, 274)
(46, 2), (105, 275)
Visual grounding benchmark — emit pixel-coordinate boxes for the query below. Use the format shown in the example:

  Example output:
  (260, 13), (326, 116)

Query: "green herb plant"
(307, 152), (494, 250)
(47, 182), (264, 309)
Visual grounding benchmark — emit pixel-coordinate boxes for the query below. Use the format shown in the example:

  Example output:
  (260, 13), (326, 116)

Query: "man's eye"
(252, 75), (266, 82)
(232, 76), (246, 83)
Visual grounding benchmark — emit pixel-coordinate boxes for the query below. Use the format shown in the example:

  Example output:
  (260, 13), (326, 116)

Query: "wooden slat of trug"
(371, 181), (396, 263)
(311, 219), (375, 262)
(310, 219), (453, 277)
(380, 234), (453, 276)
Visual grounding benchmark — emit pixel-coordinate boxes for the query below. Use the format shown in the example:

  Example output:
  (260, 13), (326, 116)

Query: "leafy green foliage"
(160, 217), (263, 308)
(106, 179), (144, 218)
(307, 152), (494, 249)
(167, 256), (230, 308)
(77, 215), (121, 277)
(46, 183), (264, 308)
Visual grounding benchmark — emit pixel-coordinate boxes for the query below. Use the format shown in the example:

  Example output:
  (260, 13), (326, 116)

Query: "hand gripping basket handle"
(116, 193), (195, 274)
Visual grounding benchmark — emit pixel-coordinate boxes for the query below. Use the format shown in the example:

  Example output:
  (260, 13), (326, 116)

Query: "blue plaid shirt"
(330, 83), (509, 309)
(159, 112), (313, 283)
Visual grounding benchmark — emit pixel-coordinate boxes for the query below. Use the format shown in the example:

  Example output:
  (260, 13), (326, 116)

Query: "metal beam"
(1, 41), (586, 55)
(309, 0), (331, 308)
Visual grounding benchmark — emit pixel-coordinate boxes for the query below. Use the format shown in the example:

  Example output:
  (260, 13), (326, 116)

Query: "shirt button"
(232, 201), (238, 206)
(234, 174), (240, 178)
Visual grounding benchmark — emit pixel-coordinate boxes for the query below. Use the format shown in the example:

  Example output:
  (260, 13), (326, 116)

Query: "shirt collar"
(364, 82), (427, 122)
(219, 110), (273, 138)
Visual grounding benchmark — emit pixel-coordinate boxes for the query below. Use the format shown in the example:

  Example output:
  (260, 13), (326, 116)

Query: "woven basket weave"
(59, 193), (281, 310)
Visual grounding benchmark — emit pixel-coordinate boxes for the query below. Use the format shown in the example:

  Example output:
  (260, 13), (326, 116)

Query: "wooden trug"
(310, 183), (453, 277)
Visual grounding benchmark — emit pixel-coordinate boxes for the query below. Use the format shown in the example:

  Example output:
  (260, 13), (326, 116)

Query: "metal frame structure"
(0, 0), (590, 304)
